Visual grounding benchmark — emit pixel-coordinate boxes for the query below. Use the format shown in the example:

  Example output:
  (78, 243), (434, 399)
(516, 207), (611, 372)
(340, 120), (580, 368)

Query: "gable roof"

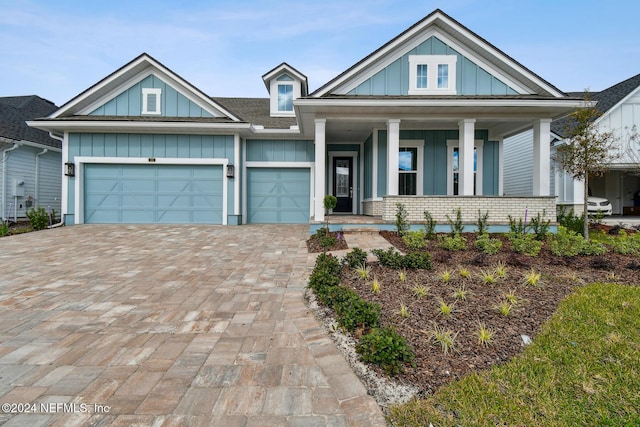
(261, 63), (309, 96)
(50, 53), (241, 121)
(0, 96), (60, 148)
(312, 9), (566, 98)
(551, 73), (640, 137)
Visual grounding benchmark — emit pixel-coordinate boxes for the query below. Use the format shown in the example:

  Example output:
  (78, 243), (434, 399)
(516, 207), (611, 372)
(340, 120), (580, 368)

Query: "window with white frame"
(270, 74), (298, 116)
(399, 141), (424, 195)
(447, 140), (483, 195)
(277, 83), (293, 112)
(142, 88), (162, 115)
(408, 55), (457, 95)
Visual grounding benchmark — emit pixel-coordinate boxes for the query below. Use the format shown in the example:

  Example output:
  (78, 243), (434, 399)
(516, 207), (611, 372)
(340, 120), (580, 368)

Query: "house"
(504, 74), (640, 216)
(1, 95), (61, 222)
(28, 9), (581, 228)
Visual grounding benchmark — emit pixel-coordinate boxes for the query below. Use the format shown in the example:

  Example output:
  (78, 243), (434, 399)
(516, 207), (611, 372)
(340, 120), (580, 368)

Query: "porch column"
(314, 119), (326, 222)
(533, 119), (552, 196)
(458, 119), (476, 195)
(387, 119), (401, 195)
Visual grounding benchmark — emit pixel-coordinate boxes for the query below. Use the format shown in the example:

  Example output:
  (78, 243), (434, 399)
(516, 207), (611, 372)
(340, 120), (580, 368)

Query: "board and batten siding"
(597, 87), (640, 165)
(245, 139), (314, 162)
(89, 74), (214, 118)
(66, 133), (235, 224)
(348, 36), (519, 96)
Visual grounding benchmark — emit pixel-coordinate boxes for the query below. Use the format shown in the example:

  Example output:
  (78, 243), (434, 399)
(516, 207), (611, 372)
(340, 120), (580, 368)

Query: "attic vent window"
(408, 55), (457, 95)
(142, 88), (162, 115)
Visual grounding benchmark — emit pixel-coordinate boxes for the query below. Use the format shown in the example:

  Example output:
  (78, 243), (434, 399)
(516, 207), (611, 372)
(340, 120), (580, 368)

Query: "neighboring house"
(1, 95), (61, 222)
(504, 74), (640, 216)
(29, 9), (581, 227)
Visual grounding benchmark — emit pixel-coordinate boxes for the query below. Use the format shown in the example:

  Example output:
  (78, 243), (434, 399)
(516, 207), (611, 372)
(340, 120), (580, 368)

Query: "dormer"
(262, 63), (308, 117)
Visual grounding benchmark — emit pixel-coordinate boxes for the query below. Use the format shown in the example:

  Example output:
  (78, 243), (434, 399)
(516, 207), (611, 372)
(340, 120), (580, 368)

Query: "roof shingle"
(0, 95), (60, 148)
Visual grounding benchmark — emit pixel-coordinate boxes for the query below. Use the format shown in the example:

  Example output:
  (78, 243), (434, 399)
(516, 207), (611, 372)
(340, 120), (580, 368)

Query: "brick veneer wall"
(362, 200), (383, 216)
(382, 196), (557, 223)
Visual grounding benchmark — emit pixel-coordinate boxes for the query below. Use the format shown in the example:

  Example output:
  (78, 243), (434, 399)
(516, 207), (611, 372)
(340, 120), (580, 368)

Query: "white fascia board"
(27, 120), (251, 133)
(248, 126), (302, 135)
(594, 84), (640, 127)
(295, 98), (582, 109)
(18, 139), (62, 152)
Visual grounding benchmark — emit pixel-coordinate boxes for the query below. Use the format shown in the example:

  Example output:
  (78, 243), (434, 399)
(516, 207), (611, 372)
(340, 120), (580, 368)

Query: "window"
(277, 84), (293, 112)
(142, 88), (161, 115)
(399, 147), (418, 195)
(408, 55), (457, 95)
(447, 140), (483, 195)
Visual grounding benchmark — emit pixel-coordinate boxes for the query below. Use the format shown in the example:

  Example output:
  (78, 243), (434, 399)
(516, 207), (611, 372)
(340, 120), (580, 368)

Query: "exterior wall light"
(64, 162), (75, 177)
(226, 164), (234, 178)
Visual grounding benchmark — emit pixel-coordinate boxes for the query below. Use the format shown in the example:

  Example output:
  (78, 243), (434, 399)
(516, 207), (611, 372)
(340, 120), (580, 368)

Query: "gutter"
(47, 132), (65, 228)
(1, 143), (20, 222)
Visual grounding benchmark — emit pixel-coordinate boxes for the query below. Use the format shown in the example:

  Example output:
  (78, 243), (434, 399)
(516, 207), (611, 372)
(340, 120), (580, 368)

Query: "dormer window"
(263, 63), (308, 117)
(408, 55), (457, 95)
(277, 75), (294, 112)
(142, 88), (161, 115)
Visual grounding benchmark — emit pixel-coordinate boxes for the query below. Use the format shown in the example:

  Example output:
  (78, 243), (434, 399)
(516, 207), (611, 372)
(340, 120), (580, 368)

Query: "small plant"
(371, 277), (381, 294)
(446, 207), (464, 236)
(503, 289), (521, 305)
(495, 301), (513, 317)
(480, 269), (498, 285)
(322, 195), (337, 231)
(475, 321), (495, 347)
(494, 261), (508, 279)
(412, 284), (429, 299)
(343, 247), (368, 269)
(26, 207), (49, 231)
(399, 303), (410, 318)
(354, 262), (371, 281)
(438, 299), (453, 316)
(508, 232), (543, 256)
(372, 248), (431, 270)
(580, 239), (607, 256)
(395, 203), (410, 237)
(357, 327), (416, 375)
(458, 266), (471, 279)
(522, 269), (542, 287)
(476, 210), (489, 235)
(474, 232), (502, 255)
(0, 220), (8, 237)
(398, 270), (407, 283)
(608, 230), (640, 255)
(507, 215), (527, 235)
(438, 269), (454, 284)
(529, 210), (551, 240)
(423, 211), (437, 240)
(438, 233), (467, 251)
(402, 230), (427, 251)
(548, 226), (583, 257)
(452, 285), (470, 301)
(429, 323), (458, 355)
(557, 206), (585, 236)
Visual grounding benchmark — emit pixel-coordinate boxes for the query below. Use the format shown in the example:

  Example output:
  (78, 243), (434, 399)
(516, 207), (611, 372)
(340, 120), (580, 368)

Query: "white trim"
(28, 120), (252, 134)
(408, 55), (457, 95)
(314, 119), (326, 222)
(372, 129), (379, 199)
(387, 119), (401, 196)
(142, 88), (162, 115)
(243, 161), (315, 225)
(497, 137), (504, 196)
(61, 132), (69, 220)
(359, 141), (364, 215)
(73, 156), (228, 225)
(328, 151), (359, 215)
(269, 72), (302, 117)
(233, 134), (241, 216)
(446, 139), (484, 195)
(399, 140), (424, 195)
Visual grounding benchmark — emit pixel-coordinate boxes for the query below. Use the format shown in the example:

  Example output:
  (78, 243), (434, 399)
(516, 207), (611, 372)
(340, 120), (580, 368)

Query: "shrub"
(26, 207), (49, 230)
(529, 210), (551, 240)
(372, 248), (431, 270)
(357, 327), (416, 375)
(438, 234), (467, 251)
(343, 247), (368, 269)
(548, 226), (584, 257)
(474, 232), (502, 255)
(395, 203), (409, 236)
(580, 239), (607, 256)
(423, 211), (437, 240)
(476, 210), (489, 235)
(446, 207), (464, 236)
(508, 233), (542, 256)
(402, 230), (427, 251)
(309, 253), (342, 295)
(0, 220), (8, 237)
(334, 291), (381, 332)
(608, 230), (640, 255)
(507, 215), (527, 235)
(557, 206), (585, 236)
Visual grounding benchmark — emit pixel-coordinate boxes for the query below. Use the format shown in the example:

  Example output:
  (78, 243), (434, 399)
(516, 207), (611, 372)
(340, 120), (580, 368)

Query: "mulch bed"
(316, 229), (640, 396)
(306, 230), (348, 252)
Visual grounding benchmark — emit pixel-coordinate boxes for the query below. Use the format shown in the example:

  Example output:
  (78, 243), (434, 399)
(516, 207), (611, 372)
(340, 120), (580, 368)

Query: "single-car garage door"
(84, 164), (223, 224)
(247, 168), (310, 224)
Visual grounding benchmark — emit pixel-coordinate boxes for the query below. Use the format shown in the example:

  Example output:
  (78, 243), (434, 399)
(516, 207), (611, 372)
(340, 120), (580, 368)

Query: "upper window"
(277, 84), (294, 112)
(142, 88), (162, 115)
(408, 55), (457, 95)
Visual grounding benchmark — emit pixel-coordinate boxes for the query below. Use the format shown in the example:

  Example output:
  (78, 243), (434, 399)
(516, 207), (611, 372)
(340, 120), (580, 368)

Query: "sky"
(1, 0), (639, 107)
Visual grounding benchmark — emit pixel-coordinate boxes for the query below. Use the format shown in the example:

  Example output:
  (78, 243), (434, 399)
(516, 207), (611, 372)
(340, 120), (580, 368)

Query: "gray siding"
(503, 129), (533, 195)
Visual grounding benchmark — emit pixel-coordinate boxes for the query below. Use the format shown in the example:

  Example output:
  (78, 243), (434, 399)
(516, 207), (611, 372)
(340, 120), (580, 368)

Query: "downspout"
(1, 142), (20, 222)
(48, 132), (65, 228)
(35, 148), (48, 209)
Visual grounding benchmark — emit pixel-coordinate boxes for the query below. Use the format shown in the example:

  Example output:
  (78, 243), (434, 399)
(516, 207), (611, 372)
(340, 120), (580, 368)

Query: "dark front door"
(333, 157), (353, 213)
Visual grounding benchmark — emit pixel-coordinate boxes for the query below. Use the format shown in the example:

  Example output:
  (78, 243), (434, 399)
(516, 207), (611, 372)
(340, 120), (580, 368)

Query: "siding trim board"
(74, 156), (228, 225)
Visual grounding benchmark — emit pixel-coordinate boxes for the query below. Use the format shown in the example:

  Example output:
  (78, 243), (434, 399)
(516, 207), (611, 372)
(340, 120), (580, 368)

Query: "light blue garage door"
(247, 168), (310, 224)
(84, 164), (223, 224)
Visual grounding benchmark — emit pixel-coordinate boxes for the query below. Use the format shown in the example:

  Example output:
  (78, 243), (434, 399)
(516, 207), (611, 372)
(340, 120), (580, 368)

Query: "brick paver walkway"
(0, 225), (386, 426)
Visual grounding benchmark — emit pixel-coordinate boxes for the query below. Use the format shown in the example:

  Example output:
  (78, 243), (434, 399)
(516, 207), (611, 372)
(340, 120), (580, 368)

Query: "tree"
(554, 93), (619, 240)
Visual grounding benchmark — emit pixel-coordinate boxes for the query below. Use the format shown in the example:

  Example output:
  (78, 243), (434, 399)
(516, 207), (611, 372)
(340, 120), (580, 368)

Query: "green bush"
(343, 247), (368, 269)
(474, 232), (502, 255)
(580, 239), (607, 256)
(26, 207), (49, 230)
(395, 203), (410, 236)
(357, 327), (416, 375)
(508, 232), (543, 256)
(438, 233), (467, 251)
(372, 248), (431, 269)
(529, 210), (551, 240)
(476, 210), (489, 235)
(402, 230), (427, 251)
(423, 211), (437, 240)
(507, 215), (527, 235)
(446, 207), (464, 236)
(309, 253), (342, 295)
(557, 207), (585, 236)
(608, 230), (640, 255)
(0, 220), (8, 237)
(548, 226), (583, 257)
(334, 291), (381, 332)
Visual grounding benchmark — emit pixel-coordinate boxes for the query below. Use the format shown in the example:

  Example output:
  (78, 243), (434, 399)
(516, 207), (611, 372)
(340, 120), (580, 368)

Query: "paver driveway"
(0, 225), (386, 426)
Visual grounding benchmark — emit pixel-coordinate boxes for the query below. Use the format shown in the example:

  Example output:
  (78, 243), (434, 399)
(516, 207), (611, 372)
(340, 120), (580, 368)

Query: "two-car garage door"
(84, 164), (224, 224)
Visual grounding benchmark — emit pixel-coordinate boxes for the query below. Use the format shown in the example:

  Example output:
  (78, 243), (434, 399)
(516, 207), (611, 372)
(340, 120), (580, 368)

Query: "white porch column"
(458, 119), (476, 195)
(387, 119), (400, 195)
(314, 119), (326, 222)
(533, 119), (552, 196)
(497, 136), (504, 196)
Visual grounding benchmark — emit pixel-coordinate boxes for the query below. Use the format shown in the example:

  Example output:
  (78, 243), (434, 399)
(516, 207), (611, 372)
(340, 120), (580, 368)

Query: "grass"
(387, 283), (640, 427)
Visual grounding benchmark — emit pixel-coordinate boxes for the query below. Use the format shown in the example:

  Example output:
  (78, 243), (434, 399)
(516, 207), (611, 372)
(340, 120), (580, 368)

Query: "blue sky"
(1, 0), (639, 106)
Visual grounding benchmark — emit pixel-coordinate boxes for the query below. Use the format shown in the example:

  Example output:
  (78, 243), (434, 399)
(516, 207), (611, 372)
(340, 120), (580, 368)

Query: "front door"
(333, 157), (353, 213)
